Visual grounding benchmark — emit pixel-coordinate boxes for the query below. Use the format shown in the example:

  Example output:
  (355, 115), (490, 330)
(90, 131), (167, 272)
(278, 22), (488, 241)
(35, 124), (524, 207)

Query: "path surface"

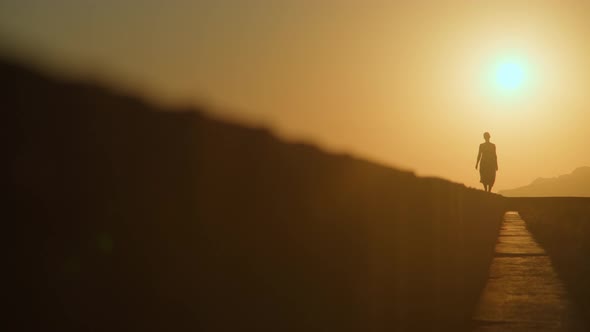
(472, 211), (584, 332)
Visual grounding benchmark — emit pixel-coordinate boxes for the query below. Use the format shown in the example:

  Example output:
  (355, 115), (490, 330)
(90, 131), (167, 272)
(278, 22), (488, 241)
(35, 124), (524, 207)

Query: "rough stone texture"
(472, 212), (585, 332)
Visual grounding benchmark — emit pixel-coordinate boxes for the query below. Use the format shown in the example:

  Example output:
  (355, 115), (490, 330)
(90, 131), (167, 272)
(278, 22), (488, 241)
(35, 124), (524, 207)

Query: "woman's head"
(483, 132), (491, 141)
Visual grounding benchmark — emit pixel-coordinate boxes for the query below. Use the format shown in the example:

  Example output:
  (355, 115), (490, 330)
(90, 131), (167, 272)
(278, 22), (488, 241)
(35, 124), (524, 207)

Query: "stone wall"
(510, 197), (590, 324)
(4, 60), (506, 331)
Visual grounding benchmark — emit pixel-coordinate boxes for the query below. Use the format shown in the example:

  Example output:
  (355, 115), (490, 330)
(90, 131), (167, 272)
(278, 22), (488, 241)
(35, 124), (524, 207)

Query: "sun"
(494, 60), (526, 91)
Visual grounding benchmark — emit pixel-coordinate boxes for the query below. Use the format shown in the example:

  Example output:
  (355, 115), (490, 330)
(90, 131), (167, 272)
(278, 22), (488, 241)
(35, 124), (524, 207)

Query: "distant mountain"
(500, 167), (590, 197)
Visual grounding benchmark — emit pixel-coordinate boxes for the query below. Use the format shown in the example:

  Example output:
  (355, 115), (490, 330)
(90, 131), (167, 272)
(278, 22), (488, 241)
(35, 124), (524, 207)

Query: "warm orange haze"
(5, 2), (590, 332)
(2, 1), (590, 191)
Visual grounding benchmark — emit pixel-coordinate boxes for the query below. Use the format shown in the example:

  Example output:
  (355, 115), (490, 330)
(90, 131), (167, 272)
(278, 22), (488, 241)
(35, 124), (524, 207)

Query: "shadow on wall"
(3, 59), (506, 332)
(511, 197), (590, 327)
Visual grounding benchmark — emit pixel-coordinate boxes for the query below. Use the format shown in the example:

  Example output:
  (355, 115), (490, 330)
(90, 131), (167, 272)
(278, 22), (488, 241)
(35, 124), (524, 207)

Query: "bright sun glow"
(494, 60), (526, 91)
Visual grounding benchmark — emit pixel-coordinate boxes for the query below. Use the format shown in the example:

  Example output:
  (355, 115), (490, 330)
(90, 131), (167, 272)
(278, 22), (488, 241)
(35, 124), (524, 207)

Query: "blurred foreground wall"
(3, 60), (506, 332)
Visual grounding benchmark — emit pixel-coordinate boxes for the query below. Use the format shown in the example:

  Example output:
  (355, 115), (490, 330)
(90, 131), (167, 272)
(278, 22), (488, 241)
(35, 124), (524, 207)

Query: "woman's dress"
(479, 142), (497, 186)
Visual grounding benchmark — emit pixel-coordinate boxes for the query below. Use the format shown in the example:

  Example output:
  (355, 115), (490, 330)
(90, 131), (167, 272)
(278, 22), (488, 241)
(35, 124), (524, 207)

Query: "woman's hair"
(483, 132), (491, 139)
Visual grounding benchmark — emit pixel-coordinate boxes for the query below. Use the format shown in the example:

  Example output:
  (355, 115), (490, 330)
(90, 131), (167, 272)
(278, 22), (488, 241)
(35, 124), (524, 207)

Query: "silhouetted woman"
(475, 132), (498, 192)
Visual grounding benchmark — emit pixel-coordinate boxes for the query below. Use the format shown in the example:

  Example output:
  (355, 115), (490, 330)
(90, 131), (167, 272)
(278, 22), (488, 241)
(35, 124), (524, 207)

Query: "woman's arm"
(494, 145), (498, 171)
(476, 144), (482, 169)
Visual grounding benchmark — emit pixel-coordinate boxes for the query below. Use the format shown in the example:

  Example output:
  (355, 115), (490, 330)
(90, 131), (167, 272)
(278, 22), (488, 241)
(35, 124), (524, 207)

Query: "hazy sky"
(2, 1), (590, 190)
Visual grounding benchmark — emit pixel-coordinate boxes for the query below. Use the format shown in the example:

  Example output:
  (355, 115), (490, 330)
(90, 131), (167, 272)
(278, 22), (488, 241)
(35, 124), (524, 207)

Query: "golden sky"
(2, 1), (590, 190)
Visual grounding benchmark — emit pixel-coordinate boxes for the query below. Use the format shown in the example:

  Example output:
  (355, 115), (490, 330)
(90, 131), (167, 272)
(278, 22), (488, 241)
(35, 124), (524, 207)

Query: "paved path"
(472, 211), (585, 332)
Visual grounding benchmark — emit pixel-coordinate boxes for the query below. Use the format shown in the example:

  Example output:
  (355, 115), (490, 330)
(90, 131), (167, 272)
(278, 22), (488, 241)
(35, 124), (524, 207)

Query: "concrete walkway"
(472, 211), (584, 332)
